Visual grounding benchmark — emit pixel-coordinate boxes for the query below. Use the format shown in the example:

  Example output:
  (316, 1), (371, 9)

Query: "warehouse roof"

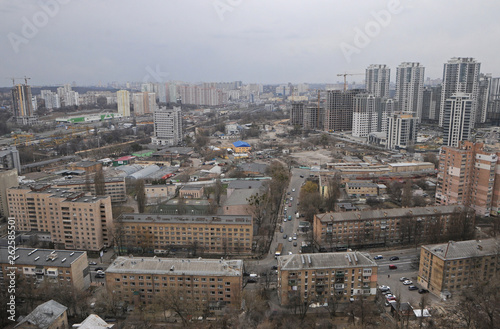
(233, 140), (250, 148)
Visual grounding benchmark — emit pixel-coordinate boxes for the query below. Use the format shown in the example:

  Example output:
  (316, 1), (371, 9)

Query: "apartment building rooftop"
(119, 213), (252, 225)
(107, 256), (243, 276)
(278, 252), (376, 271)
(316, 205), (466, 223)
(346, 181), (379, 187)
(422, 238), (500, 261)
(0, 247), (86, 267)
(10, 184), (109, 202)
(15, 300), (67, 329)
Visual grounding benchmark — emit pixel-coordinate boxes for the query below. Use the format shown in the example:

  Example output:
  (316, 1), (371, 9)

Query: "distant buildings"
(40, 89), (61, 109)
(439, 57), (480, 127)
(0, 247), (89, 291)
(11, 83), (37, 125)
(277, 252), (378, 305)
(386, 112), (418, 150)
(365, 64), (390, 98)
(8, 184), (113, 251)
(151, 106), (183, 146)
(395, 62), (425, 121)
(290, 102), (305, 127)
(435, 141), (500, 216)
(442, 93), (474, 147)
(57, 84), (79, 107)
(313, 205), (475, 250)
(116, 90), (131, 117)
(105, 256), (243, 310)
(421, 86), (441, 121)
(303, 104), (324, 130)
(352, 94), (378, 138)
(117, 213), (253, 255)
(133, 92), (156, 115)
(418, 238), (500, 299)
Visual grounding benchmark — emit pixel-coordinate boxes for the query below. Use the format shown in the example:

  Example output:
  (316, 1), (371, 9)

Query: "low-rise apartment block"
(179, 185), (204, 199)
(418, 238), (500, 299)
(118, 214), (253, 255)
(277, 252), (378, 305)
(8, 184), (113, 251)
(106, 256), (243, 310)
(0, 247), (89, 291)
(314, 205), (475, 250)
(345, 181), (379, 197)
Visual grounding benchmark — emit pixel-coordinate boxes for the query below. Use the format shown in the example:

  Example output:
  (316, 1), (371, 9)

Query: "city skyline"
(2, 0), (500, 86)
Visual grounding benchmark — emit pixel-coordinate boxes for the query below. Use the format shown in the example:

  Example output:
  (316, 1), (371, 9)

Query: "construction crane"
(7, 76), (31, 86)
(337, 72), (364, 91)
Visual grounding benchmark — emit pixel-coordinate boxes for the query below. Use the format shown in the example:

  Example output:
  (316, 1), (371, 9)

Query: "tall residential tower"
(395, 62), (425, 121)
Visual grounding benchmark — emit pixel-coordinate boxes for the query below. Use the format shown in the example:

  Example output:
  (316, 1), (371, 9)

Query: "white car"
(288, 237), (293, 242)
(290, 197), (293, 201)
(292, 188), (295, 192)
(96, 270), (105, 275)
(403, 280), (413, 285)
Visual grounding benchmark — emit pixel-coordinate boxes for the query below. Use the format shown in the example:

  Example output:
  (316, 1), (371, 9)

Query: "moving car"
(408, 285), (419, 291)
(374, 255), (383, 260)
(389, 256), (399, 261)
(389, 265), (398, 270)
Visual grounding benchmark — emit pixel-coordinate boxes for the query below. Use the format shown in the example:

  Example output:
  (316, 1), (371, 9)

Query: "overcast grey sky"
(2, 0), (499, 86)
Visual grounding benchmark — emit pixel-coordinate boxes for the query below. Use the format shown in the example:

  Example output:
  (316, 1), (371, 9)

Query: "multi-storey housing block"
(8, 184), (113, 251)
(277, 252), (378, 305)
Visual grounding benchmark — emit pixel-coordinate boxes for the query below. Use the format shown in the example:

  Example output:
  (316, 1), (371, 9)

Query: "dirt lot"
(289, 149), (333, 167)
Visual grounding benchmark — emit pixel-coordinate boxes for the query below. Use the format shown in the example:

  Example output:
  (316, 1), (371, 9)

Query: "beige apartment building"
(418, 238), (500, 299)
(313, 205), (475, 250)
(179, 185), (204, 199)
(8, 184), (113, 251)
(345, 181), (379, 197)
(106, 256), (243, 311)
(118, 214), (253, 255)
(0, 168), (18, 219)
(0, 247), (89, 291)
(53, 176), (126, 202)
(277, 252), (378, 305)
(436, 141), (500, 216)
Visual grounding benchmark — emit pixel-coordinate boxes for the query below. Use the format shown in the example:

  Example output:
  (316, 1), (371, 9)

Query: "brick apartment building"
(117, 214), (253, 255)
(8, 184), (113, 251)
(435, 141), (500, 216)
(313, 205), (475, 250)
(418, 238), (500, 299)
(277, 252), (378, 305)
(106, 256), (243, 310)
(0, 247), (89, 291)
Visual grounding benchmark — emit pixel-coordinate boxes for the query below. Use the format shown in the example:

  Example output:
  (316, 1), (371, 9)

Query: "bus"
(275, 243), (283, 258)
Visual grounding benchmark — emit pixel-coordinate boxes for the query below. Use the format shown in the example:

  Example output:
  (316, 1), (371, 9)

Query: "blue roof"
(233, 141), (250, 148)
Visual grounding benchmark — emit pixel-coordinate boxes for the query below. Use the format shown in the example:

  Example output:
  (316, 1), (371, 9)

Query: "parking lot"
(369, 249), (440, 307)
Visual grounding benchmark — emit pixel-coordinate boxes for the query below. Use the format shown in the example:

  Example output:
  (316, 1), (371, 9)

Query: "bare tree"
(324, 174), (341, 212)
(136, 179), (147, 213)
(94, 168), (106, 196)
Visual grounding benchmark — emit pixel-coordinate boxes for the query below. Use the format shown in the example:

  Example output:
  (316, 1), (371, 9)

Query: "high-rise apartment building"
(421, 86), (442, 121)
(352, 94), (378, 137)
(303, 104), (324, 130)
(8, 184), (113, 251)
(395, 62), (425, 121)
(365, 64), (390, 98)
(442, 93), (474, 147)
(0, 169), (18, 219)
(133, 92), (156, 116)
(386, 112), (417, 150)
(40, 90), (61, 109)
(0, 146), (21, 173)
(477, 73), (491, 124)
(324, 89), (364, 132)
(435, 141), (500, 216)
(439, 57), (480, 127)
(116, 90), (131, 117)
(488, 77), (500, 124)
(290, 102), (305, 127)
(12, 83), (38, 125)
(151, 106), (183, 146)
(57, 84), (79, 107)
(378, 98), (394, 134)
(277, 252), (378, 305)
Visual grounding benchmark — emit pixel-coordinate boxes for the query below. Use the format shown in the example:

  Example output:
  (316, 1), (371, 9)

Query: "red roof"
(115, 156), (136, 161)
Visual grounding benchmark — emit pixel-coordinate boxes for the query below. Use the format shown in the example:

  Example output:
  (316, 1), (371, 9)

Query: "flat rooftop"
(0, 247), (86, 267)
(120, 213), (252, 225)
(10, 185), (109, 203)
(316, 205), (467, 223)
(278, 252), (376, 271)
(107, 256), (243, 276)
(422, 238), (500, 260)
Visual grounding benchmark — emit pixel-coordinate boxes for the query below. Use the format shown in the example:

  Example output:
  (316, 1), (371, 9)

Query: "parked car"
(403, 280), (413, 285)
(292, 188), (296, 192)
(399, 277), (408, 282)
(89, 261), (97, 265)
(408, 285), (419, 291)
(95, 267), (103, 271)
(374, 255), (383, 260)
(389, 265), (398, 270)
(288, 237), (293, 242)
(283, 234), (287, 239)
(95, 273), (105, 279)
(271, 265), (278, 270)
(378, 285), (391, 292)
(418, 289), (429, 294)
(293, 241), (297, 247)
(247, 278), (257, 283)
(96, 270), (105, 275)
(300, 175), (304, 178)
(389, 256), (399, 261)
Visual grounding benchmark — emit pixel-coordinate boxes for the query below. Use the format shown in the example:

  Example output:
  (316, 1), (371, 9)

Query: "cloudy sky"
(2, 0), (499, 86)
